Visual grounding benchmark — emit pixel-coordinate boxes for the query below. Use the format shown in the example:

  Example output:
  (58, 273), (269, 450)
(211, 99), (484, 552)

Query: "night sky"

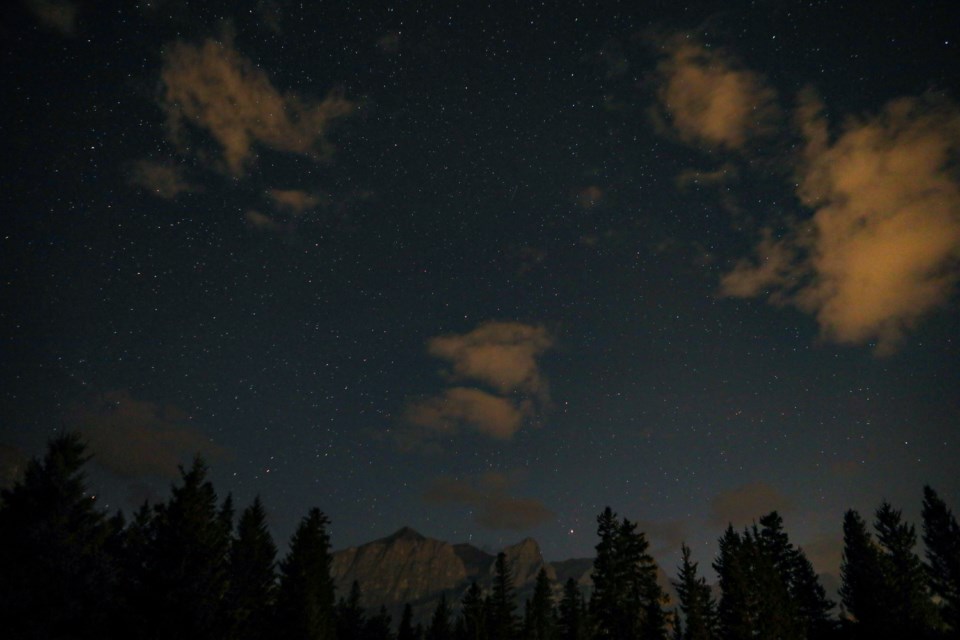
(3, 0), (959, 584)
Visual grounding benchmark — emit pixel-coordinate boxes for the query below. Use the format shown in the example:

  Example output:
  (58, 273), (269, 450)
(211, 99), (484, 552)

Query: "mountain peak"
(383, 526), (426, 542)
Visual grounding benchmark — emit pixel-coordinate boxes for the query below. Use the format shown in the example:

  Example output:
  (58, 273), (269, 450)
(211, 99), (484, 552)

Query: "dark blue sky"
(2, 0), (958, 582)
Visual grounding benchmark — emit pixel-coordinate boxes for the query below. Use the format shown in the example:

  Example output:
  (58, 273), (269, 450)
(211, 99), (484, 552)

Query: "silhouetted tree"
(874, 501), (937, 636)
(338, 581), (368, 640)
(840, 509), (892, 639)
(923, 486), (960, 637)
(275, 508), (337, 640)
(225, 496), (277, 640)
(365, 605), (395, 640)
(398, 604), (421, 640)
(673, 543), (716, 640)
(490, 552), (520, 640)
(0, 433), (115, 639)
(591, 507), (667, 640)
(524, 567), (556, 640)
(557, 578), (587, 640)
(428, 593), (453, 640)
(139, 456), (232, 639)
(714, 526), (755, 640)
(459, 581), (487, 640)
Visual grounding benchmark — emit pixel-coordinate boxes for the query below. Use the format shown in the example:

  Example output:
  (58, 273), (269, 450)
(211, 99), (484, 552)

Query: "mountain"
(331, 527), (570, 624)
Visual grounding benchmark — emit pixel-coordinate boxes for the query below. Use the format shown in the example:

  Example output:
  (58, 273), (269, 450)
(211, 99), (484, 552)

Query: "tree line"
(1, 433), (958, 640)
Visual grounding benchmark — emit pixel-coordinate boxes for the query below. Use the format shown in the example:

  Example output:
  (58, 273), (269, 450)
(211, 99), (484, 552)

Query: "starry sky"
(3, 0), (959, 583)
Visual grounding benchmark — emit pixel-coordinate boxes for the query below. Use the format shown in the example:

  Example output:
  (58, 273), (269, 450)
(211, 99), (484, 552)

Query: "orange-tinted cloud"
(405, 387), (526, 440)
(25, 0), (78, 35)
(577, 186), (604, 209)
(721, 92), (960, 353)
(709, 482), (793, 527)
(424, 472), (555, 531)
(427, 321), (553, 400)
(129, 159), (195, 199)
(161, 36), (354, 175)
(268, 189), (322, 214)
(655, 36), (778, 150)
(71, 390), (228, 479)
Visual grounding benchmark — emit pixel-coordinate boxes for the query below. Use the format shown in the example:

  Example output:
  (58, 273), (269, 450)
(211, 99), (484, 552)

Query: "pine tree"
(524, 567), (556, 640)
(428, 593), (453, 640)
(590, 507), (667, 640)
(275, 508), (337, 640)
(365, 605), (395, 640)
(673, 543), (716, 640)
(460, 581), (487, 640)
(398, 603), (421, 640)
(790, 550), (834, 639)
(338, 581), (368, 640)
(138, 456), (233, 639)
(490, 552), (520, 640)
(874, 501), (937, 636)
(0, 433), (115, 639)
(713, 526), (754, 640)
(225, 496), (277, 640)
(557, 578), (586, 640)
(922, 486), (960, 636)
(840, 509), (890, 638)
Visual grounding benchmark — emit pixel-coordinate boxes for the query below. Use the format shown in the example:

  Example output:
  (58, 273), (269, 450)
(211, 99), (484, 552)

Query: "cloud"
(633, 518), (687, 555)
(576, 186), (604, 209)
(245, 209), (281, 231)
(268, 189), (322, 214)
(160, 36), (354, 175)
(424, 472), (555, 531)
(426, 321), (553, 400)
(129, 160), (195, 199)
(675, 163), (739, 190)
(721, 92), (960, 353)
(405, 387), (526, 440)
(655, 36), (778, 150)
(70, 390), (228, 479)
(25, 0), (78, 35)
(709, 482), (793, 527)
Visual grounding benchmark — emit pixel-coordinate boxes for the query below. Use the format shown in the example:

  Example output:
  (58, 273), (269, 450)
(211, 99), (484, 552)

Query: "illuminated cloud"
(129, 160), (195, 199)
(655, 36), (778, 150)
(269, 189), (322, 214)
(25, 0), (78, 35)
(71, 390), (228, 479)
(424, 472), (555, 530)
(245, 210), (281, 231)
(721, 92), (960, 353)
(427, 321), (553, 400)
(577, 185), (604, 209)
(405, 387), (526, 440)
(161, 36), (354, 175)
(709, 482), (793, 527)
(400, 322), (553, 445)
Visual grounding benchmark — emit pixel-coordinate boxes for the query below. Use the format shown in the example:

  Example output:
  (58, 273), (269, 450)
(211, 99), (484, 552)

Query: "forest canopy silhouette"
(1, 433), (957, 640)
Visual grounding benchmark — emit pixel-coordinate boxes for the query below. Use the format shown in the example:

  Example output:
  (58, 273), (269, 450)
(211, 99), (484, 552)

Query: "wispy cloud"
(721, 91), (960, 353)
(24, 0), (78, 36)
(709, 482), (793, 527)
(401, 322), (554, 445)
(160, 36), (354, 175)
(71, 390), (228, 479)
(654, 35), (778, 150)
(129, 159), (196, 199)
(424, 472), (555, 531)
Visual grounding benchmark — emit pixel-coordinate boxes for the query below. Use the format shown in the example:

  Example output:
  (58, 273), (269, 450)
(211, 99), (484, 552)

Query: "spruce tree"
(874, 501), (937, 636)
(840, 509), (890, 638)
(275, 508), (337, 640)
(427, 593), (453, 640)
(524, 567), (556, 640)
(338, 581), (368, 640)
(673, 543), (716, 640)
(225, 496), (277, 640)
(490, 552), (520, 640)
(713, 526), (754, 640)
(922, 486), (960, 636)
(557, 578), (586, 640)
(138, 456), (232, 639)
(398, 603), (420, 640)
(0, 433), (114, 639)
(460, 581), (487, 640)
(590, 507), (667, 640)
(365, 606), (395, 640)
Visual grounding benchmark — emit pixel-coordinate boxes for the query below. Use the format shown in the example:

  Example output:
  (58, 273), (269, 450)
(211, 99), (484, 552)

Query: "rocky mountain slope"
(331, 527), (591, 624)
